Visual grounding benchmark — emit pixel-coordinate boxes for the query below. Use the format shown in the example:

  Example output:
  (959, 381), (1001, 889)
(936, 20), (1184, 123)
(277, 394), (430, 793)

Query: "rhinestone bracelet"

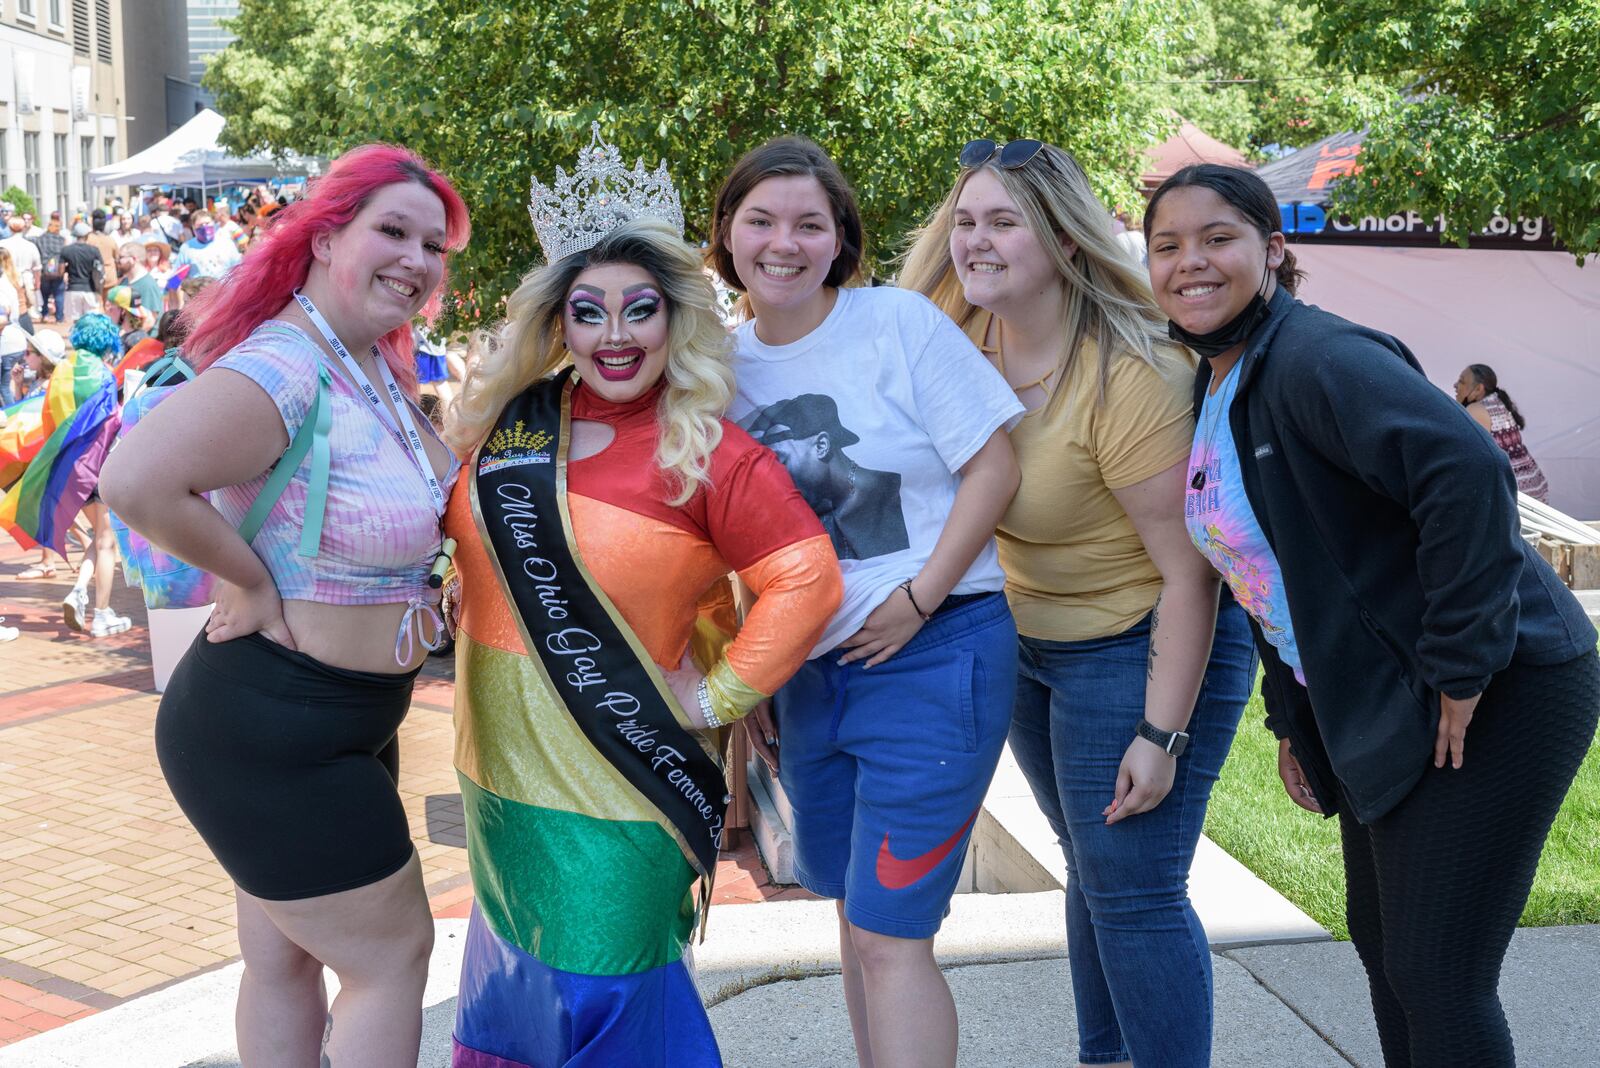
(696, 677), (723, 729)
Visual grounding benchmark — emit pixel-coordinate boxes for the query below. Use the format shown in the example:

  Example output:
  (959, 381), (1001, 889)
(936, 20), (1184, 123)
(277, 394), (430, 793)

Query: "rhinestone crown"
(528, 123), (685, 262)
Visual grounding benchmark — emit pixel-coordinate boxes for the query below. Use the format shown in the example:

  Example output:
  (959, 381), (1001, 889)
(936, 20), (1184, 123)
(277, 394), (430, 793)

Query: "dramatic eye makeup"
(567, 288), (607, 326)
(622, 288), (662, 324)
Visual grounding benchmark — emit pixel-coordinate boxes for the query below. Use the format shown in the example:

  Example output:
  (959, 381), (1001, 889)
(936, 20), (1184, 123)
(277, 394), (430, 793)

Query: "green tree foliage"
(206, 0), (1194, 328)
(1311, 0), (1600, 258)
(205, 0), (406, 156)
(1, 187), (36, 218)
(1161, 0), (1384, 155)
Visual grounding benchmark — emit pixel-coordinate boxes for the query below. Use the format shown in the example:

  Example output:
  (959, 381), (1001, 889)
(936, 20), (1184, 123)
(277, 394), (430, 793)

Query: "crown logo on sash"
(485, 420), (552, 457)
(528, 123), (686, 263)
(479, 420), (555, 475)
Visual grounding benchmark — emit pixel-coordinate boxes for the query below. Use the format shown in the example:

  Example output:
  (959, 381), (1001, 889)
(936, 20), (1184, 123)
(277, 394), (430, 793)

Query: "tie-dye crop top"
(210, 321), (460, 605)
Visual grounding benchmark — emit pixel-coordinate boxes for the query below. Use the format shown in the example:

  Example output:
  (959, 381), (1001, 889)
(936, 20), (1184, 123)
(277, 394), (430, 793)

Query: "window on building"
(95, 0), (113, 62)
(0, 131), (8, 192)
(19, 0), (37, 21)
(72, 0), (90, 57)
(80, 139), (94, 210)
(50, 0), (65, 26)
(54, 134), (70, 216)
(24, 133), (42, 202)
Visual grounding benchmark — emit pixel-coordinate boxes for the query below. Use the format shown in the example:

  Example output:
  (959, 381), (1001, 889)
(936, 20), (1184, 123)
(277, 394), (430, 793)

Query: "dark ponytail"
(1145, 164), (1306, 295)
(1467, 363), (1526, 430)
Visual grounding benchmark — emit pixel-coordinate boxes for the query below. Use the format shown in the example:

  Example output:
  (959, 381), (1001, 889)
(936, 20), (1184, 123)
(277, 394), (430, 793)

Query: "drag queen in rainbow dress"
(441, 127), (841, 1067)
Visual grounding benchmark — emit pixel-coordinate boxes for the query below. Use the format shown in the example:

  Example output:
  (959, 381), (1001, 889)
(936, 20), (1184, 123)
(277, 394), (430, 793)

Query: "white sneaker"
(90, 607), (132, 638)
(0, 617), (17, 642)
(62, 586), (89, 632)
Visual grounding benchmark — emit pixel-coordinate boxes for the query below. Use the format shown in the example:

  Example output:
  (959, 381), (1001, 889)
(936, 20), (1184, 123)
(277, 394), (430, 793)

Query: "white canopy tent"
(88, 109), (320, 188)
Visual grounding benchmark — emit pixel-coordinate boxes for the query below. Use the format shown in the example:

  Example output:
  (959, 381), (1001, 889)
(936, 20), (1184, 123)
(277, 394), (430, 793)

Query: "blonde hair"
(447, 219), (733, 506)
(900, 143), (1179, 409)
(0, 247), (19, 292)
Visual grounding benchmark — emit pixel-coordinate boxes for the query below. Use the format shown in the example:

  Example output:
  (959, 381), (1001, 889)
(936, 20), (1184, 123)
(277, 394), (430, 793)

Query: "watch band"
(1136, 717), (1190, 757)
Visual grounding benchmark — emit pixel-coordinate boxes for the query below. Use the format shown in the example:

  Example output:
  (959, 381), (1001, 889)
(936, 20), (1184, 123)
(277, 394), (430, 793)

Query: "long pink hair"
(182, 144), (471, 397)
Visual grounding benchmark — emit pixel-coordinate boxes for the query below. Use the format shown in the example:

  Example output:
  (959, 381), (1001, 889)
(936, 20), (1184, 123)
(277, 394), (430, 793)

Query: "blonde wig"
(900, 143), (1181, 409)
(447, 219), (734, 506)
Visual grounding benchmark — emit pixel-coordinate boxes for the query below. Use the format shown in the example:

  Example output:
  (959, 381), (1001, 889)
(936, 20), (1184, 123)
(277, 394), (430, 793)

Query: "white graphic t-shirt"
(173, 237), (242, 280)
(731, 285), (1025, 657)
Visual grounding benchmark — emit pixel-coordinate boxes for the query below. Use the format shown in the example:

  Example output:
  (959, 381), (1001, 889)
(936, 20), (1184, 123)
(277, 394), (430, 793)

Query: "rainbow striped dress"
(445, 380), (839, 1067)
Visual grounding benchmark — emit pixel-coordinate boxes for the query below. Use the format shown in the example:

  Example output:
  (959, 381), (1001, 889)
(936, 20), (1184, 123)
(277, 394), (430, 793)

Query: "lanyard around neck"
(292, 290), (445, 515)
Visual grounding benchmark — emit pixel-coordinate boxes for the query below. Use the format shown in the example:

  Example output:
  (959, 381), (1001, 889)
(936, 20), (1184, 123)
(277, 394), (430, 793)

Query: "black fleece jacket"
(1195, 288), (1596, 822)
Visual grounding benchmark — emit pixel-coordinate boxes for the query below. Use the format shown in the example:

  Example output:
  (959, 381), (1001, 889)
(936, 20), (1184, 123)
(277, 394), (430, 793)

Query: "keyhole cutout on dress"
(568, 419), (617, 461)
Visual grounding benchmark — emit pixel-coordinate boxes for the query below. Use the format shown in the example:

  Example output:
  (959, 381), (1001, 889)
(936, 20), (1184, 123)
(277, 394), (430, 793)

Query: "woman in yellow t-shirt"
(903, 139), (1255, 1068)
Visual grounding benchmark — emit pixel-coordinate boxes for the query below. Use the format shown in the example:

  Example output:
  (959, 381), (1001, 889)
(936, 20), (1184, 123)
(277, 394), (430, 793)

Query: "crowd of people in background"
(0, 185), (282, 326)
(0, 185), (303, 643)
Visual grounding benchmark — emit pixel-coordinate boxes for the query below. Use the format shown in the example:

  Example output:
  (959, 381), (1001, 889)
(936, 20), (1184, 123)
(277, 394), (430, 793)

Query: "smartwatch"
(1136, 717), (1190, 757)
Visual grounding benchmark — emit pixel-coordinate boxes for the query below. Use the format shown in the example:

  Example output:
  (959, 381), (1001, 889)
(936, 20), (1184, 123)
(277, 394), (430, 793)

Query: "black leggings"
(156, 631), (420, 900)
(1337, 650), (1599, 1067)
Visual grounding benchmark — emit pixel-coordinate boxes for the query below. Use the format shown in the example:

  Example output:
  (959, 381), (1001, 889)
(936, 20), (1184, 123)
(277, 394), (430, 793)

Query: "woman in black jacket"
(1142, 163), (1598, 1068)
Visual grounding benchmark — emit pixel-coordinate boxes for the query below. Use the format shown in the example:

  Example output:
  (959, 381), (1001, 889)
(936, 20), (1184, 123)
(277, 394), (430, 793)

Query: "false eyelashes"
(567, 297), (607, 325)
(622, 292), (662, 324)
(566, 290), (664, 327)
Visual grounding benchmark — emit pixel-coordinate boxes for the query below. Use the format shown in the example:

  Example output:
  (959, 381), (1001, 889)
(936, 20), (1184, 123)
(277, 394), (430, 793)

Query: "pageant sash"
(470, 370), (726, 877)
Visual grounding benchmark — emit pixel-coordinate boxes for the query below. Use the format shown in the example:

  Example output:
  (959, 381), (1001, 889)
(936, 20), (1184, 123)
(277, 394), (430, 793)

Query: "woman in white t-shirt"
(710, 137), (1023, 1068)
(0, 247), (30, 406)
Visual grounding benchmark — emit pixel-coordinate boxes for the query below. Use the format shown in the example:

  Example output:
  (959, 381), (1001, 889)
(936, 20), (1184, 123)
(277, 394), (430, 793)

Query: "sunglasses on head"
(959, 138), (1045, 170)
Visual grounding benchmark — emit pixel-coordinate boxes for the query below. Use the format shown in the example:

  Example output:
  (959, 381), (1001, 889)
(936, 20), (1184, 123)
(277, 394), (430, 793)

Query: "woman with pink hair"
(101, 144), (470, 1066)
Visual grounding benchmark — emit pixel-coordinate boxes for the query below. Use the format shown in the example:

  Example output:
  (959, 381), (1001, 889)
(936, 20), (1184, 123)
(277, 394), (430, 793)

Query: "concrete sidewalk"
(710, 924), (1600, 1066)
(6, 902), (1599, 1066)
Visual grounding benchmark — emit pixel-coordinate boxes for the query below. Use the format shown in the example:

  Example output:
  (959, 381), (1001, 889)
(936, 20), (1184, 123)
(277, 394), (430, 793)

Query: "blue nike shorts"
(774, 592), (1017, 939)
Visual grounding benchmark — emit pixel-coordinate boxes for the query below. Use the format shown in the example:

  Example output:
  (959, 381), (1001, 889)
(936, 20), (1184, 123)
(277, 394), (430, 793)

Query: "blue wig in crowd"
(69, 313), (124, 359)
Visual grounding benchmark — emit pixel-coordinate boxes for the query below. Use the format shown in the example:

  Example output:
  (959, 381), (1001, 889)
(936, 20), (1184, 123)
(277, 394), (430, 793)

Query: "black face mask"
(1167, 262), (1273, 359)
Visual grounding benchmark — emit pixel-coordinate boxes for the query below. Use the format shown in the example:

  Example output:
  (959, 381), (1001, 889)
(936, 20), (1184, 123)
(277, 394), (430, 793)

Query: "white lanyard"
(293, 290), (446, 515)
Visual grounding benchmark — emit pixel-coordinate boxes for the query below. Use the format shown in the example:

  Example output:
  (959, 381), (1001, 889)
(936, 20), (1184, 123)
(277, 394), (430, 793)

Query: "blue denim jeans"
(0, 350), (21, 406)
(1008, 598), (1255, 1066)
(38, 279), (66, 321)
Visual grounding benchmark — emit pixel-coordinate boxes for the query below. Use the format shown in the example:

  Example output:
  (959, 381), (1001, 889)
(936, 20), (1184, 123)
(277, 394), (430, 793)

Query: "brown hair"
(708, 136), (865, 292)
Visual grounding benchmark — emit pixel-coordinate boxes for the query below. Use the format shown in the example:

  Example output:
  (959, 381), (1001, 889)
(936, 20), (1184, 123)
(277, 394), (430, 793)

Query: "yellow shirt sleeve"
(1091, 350), (1196, 490)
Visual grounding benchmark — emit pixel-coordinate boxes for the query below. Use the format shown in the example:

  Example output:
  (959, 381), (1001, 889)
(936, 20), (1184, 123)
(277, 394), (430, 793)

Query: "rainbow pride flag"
(110, 338), (168, 387)
(0, 354), (119, 554)
(0, 393), (48, 489)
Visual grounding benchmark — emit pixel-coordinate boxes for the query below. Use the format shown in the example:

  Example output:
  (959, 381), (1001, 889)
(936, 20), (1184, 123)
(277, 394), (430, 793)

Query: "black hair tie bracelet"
(899, 580), (933, 621)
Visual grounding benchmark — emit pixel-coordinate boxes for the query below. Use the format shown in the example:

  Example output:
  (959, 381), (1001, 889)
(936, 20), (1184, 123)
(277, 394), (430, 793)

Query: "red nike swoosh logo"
(875, 809), (980, 890)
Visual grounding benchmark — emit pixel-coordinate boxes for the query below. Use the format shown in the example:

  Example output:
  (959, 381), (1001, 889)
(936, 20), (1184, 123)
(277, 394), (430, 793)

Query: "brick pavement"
(0, 537), (806, 1046)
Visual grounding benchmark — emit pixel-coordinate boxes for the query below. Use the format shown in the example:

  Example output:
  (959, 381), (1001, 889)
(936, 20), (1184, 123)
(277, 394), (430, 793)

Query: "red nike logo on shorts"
(875, 809), (980, 890)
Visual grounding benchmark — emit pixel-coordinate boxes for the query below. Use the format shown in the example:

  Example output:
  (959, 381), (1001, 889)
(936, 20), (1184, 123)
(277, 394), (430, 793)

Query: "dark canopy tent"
(1259, 129), (1559, 252)
(1256, 132), (1600, 519)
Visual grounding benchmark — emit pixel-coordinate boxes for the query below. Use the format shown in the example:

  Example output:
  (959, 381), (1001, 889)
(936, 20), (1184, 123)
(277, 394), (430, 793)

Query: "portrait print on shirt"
(742, 393), (910, 562)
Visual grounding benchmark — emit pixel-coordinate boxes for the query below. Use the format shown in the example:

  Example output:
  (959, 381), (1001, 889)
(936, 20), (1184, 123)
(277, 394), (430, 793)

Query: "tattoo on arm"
(1147, 593), (1162, 681)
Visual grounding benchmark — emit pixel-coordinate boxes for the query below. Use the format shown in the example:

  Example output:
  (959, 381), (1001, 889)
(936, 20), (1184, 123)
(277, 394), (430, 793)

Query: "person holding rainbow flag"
(0, 314), (131, 636)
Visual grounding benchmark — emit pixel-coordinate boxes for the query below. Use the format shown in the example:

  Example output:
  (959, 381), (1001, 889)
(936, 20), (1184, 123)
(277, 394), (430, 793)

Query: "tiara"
(528, 123), (685, 262)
